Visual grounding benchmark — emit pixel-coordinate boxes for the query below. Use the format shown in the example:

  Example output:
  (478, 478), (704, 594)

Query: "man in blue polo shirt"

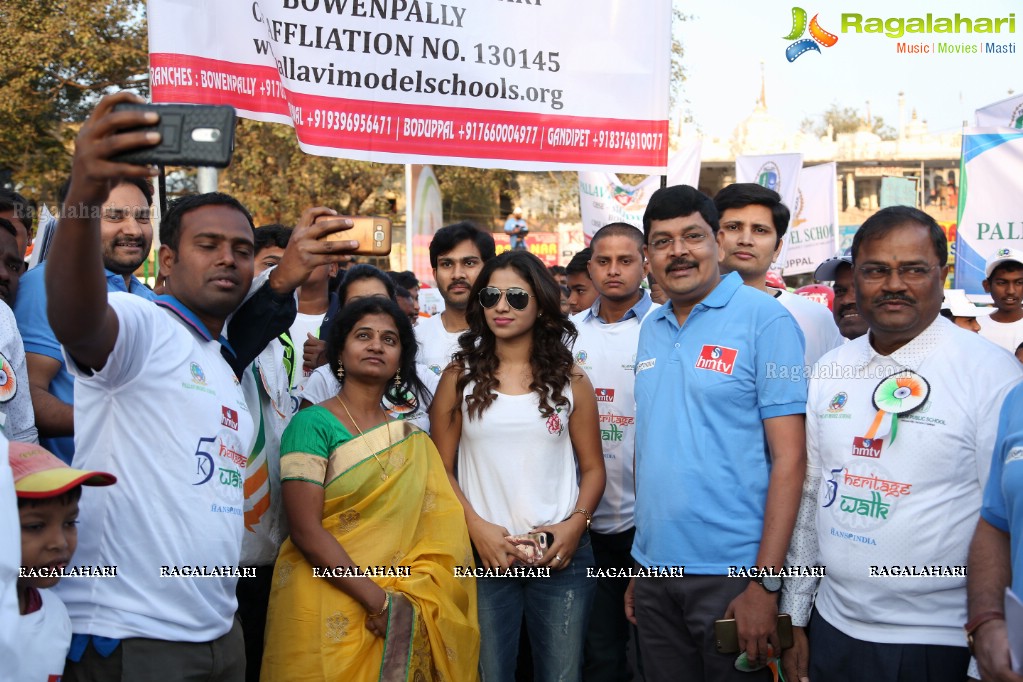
(625, 185), (808, 681)
(15, 177), (156, 462)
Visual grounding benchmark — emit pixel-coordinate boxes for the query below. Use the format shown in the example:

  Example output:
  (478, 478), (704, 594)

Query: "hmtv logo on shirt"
(221, 405), (239, 431)
(595, 388), (615, 402)
(695, 345), (738, 375)
(851, 436), (883, 458)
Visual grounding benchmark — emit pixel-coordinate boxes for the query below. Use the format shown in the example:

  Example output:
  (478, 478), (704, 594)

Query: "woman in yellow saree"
(261, 297), (479, 681)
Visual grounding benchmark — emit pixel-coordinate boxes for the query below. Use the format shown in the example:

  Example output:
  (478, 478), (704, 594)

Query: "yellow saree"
(261, 407), (479, 681)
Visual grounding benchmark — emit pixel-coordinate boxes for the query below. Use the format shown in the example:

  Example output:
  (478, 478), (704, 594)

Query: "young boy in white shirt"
(10, 442), (115, 681)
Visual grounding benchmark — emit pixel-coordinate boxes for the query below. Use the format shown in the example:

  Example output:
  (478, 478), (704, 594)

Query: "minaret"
(757, 60), (767, 111)
(898, 92), (906, 141)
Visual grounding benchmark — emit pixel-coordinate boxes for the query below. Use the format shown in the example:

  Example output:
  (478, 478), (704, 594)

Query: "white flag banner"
(666, 140), (702, 188)
(781, 162), (838, 275)
(578, 172), (661, 244)
(736, 153), (804, 274)
(976, 94), (1023, 129)
(147, 0), (670, 172)
(954, 128), (1023, 293)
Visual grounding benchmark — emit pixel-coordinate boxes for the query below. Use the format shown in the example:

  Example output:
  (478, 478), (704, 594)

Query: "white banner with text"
(578, 172), (661, 245)
(781, 162), (838, 275)
(954, 128), (1023, 293)
(736, 152), (804, 274)
(147, 0), (671, 171)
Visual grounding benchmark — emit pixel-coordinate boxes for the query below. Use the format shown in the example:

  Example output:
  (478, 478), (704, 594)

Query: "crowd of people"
(3, 91), (1023, 682)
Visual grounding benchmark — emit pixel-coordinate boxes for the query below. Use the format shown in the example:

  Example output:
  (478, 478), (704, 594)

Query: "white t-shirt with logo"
(0, 301), (38, 444)
(15, 588), (71, 681)
(457, 381), (579, 536)
(241, 336), (297, 568)
(977, 314), (1023, 354)
(414, 313), (463, 378)
(776, 289), (843, 366)
(781, 317), (1023, 645)
(58, 293), (255, 642)
(571, 307), (643, 534)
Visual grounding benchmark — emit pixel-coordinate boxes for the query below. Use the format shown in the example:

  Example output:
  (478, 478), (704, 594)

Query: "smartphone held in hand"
(110, 103), (236, 168)
(714, 613), (794, 653)
(507, 531), (554, 566)
(322, 216), (392, 256)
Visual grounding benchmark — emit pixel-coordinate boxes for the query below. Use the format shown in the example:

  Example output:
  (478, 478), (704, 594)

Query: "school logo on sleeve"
(595, 388), (615, 402)
(695, 345), (738, 375)
(221, 406), (239, 430)
(0, 352), (16, 403)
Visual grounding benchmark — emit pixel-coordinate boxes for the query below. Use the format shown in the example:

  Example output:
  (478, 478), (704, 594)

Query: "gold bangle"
(571, 508), (591, 530)
(368, 592), (390, 618)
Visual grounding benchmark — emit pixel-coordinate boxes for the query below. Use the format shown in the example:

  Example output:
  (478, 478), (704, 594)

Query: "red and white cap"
(9, 442), (116, 499)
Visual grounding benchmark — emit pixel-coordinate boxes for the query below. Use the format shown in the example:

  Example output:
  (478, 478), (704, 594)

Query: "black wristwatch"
(754, 575), (783, 594)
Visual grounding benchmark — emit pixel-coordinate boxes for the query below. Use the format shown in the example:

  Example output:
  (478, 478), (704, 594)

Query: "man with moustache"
(626, 185), (807, 681)
(780, 206), (1022, 682)
(814, 252), (869, 341)
(415, 221), (496, 376)
(45, 92), (356, 680)
(0, 189), (34, 264)
(715, 184), (842, 365)
(572, 222), (651, 682)
(15, 178), (301, 463)
(14, 177), (155, 462)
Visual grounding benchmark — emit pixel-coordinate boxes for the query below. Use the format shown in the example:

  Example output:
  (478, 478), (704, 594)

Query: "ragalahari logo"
(784, 7), (839, 62)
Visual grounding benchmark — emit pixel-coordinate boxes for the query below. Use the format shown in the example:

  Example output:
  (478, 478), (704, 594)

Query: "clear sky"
(677, 0), (1020, 139)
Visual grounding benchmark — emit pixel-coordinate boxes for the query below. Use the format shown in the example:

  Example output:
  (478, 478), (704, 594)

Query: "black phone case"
(110, 104), (236, 168)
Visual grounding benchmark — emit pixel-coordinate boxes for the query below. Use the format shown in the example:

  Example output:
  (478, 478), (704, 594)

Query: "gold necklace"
(335, 394), (390, 480)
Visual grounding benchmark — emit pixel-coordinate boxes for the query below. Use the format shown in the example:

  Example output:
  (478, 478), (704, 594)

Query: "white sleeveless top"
(458, 381), (578, 536)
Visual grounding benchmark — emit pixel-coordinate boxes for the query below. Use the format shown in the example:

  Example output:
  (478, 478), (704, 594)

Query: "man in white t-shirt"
(780, 206), (1022, 682)
(573, 222), (651, 682)
(978, 248), (1023, 354)
(715, 184), (843, 365)
(416, 222), (496, 376)
(0, 217), (38, 443)
(44, 92), (357, 681)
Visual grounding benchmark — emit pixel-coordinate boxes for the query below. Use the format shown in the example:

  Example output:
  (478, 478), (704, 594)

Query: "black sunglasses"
(478, 286), (533, 311)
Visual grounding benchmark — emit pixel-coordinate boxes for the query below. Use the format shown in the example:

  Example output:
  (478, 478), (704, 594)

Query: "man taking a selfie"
(46, 91), (357, 682)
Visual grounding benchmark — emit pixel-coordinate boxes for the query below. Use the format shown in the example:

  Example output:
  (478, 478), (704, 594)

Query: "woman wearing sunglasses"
(430, 250), (605, 682)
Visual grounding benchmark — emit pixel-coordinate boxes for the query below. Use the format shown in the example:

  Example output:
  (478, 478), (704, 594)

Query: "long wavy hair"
(453, 251), (577, 420)
(326, 297), (430, 410)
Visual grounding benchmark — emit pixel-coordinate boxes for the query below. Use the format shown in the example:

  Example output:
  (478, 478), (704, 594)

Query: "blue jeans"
(477, 536), (596, 682)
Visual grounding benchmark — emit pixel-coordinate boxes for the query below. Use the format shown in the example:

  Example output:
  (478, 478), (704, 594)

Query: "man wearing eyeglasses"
(780, 206), (1023, 682)
(626, 185), (808, 681)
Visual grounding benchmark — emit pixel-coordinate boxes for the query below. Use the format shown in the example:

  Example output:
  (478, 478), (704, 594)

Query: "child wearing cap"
(979, 248), (1023, 352)
(10, 442), (114, 681)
